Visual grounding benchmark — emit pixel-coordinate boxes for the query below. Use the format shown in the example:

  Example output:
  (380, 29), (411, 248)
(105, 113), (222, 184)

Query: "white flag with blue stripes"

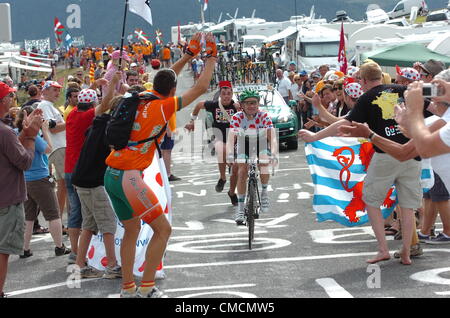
(305, 137), (433, 227)
(305, 137), (396, 227)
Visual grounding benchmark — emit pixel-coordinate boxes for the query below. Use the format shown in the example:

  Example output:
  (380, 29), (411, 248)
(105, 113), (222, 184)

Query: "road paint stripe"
(107, 284), (257, 298)
(164, 249), (450, 270)
(435, 291), (450, 295)
(170, 230), (268, 241)
(7, 278), (102, 297)
(316, 278), (353, 298)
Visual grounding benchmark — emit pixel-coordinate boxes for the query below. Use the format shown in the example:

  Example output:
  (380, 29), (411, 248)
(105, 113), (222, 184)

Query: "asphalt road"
(4, 66), (450, 300)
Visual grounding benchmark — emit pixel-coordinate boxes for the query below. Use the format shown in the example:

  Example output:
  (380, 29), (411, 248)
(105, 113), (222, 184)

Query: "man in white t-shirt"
(37, 81), (67, 221)
(276, 69), (292, 104)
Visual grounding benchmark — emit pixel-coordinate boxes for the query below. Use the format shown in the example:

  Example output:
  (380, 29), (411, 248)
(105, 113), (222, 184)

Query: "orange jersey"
(94, 50), (102, 61)
(162, 48), (171, 60)
(106, 91), (182, 171)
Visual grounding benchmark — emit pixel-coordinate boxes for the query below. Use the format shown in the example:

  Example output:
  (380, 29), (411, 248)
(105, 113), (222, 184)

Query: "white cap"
(130, 63), (137, 67)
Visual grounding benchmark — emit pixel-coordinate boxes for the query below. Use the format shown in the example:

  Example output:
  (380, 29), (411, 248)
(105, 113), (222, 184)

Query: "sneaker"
(55, 244), (71, 256)
(155, 270), (166, 280)
(260, 195), (270, 214)
(235, 206), (245, 226)
(120, 288), (137, 298)
(68, 252), (77, 265)
(228, 191), (238, 206)
(19, 249), (33, 259)
(136, 286), (168, 298)
(215, 178), (226, 192)
(417, 232), (431, 243)
(168, 175), (181, 182)
(425, 232), (450, 245)
(0, 292), (6, 298)
(394, 244), (423, 258)
(80, 266), (104, 279)
(103, 265), (122, 279)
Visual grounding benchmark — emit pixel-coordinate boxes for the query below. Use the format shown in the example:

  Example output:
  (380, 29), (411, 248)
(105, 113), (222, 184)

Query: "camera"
(422, 83), (444, 98)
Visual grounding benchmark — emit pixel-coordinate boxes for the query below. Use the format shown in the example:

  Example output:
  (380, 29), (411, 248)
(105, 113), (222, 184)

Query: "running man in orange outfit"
(104, 32), (217, 298)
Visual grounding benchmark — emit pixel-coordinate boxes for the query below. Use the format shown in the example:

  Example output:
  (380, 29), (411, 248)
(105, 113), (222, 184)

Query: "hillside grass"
(16, 67), (81, 108)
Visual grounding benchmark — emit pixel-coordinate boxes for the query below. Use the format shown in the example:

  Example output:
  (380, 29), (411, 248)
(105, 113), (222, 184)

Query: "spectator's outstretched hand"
(405, 81), (425, 114)
(298, 129), (317, 143)
(186, 33), (202, 57)
(338, 122), (371, 138)
(205, 32), (217, 58)
(431, 79), (450, 104)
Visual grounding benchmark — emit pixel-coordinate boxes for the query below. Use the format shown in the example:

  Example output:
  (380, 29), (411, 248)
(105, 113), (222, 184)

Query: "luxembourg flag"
(305, 137), (433, 227)
(87, 152), (172, 277)
(305, 137), (396, 227)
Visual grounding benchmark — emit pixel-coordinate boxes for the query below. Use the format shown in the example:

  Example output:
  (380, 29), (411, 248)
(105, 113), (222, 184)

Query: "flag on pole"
(134, 28), (150, 44)
(129, 0), (153, 25)
(54, 17), (65, 44)
(89, 63), (95, 84)
(338, 23), (348, 75)
(203, 0), (208, 11)
(63, 33), (74, 50)
(155, 29), (163, 45)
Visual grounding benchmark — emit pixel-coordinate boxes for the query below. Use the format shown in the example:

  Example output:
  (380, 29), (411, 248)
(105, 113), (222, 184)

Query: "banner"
(87, 152), (172, 277)
(24, 38), (51, 54)
(305, 137), (433, 227)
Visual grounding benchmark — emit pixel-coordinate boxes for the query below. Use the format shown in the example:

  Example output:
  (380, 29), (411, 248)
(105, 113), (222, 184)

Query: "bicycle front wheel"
(247, 179), (257, 250)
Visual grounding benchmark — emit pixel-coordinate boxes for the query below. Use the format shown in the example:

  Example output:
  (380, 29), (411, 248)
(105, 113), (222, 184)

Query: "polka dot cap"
(396, 66), (420, 82)
(344, 82), (364, 99)
(78, 89), (98, 104)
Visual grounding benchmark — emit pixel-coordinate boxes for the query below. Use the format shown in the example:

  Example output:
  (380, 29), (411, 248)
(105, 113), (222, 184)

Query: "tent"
(361, 43), (450, 67)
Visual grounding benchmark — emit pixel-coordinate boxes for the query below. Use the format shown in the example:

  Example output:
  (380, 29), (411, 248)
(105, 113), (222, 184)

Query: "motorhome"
(388, 0), (427, 19)
(365, 4), (390, 24)
(246, 21), (291, 38)
(170, 22), (215, 43)
(427, 33), (450, 56)
(348, 22), (450, 59)
(241, 35), (267, 58)
(425, 9), (450, 22)
(283, 26), (340, 72)
(354, 30), (450, 65)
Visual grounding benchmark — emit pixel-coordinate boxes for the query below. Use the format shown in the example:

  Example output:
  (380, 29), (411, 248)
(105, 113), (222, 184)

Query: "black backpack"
(106, 91), (166, 151)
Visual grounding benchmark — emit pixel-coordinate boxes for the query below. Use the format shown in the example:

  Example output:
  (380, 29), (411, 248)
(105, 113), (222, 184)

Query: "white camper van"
(388, 0), (427, 19)
(241, 35), (267, 58)
(295, 26), (340, 71)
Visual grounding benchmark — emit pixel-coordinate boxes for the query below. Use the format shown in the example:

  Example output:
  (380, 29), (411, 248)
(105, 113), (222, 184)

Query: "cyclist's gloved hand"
(186, 33), (202, 57)
(204, 32), (217, 58)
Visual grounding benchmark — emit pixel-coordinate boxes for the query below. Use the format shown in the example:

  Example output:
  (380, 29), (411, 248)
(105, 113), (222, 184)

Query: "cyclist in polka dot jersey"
(227, 89), (277, 225)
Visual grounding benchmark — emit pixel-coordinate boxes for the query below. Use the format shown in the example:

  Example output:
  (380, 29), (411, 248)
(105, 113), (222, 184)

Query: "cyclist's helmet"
(239, 89), (260, 102)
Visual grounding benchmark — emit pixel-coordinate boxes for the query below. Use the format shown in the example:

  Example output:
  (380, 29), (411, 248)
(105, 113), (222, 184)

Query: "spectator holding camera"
(36, 81), (68, 227)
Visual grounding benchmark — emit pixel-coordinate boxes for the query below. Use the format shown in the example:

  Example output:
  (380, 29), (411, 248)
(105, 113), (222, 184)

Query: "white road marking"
(435, 291), (450, 295)
(315, 278), (354, 298)
(170, 230), (268, 241)
(107, 283), (257, 298)
(410, 267), (450, 285)
(204, 203), (232, 207)
(7, 278), (102, 297)
(164, 249), (450, 270)
(172, 221), (204, 231)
